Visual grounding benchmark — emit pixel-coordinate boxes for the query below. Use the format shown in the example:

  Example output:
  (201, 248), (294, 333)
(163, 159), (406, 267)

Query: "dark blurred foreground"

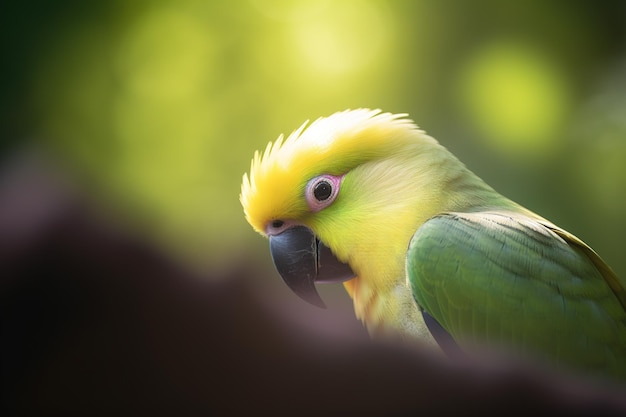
(2, 152), (626, 416)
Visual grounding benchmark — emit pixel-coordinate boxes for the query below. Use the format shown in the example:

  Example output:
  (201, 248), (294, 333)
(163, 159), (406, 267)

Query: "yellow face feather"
(241, 109), (421, 235)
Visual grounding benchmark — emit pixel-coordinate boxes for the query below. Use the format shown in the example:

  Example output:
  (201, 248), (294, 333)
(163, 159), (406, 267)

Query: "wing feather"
(407, 211), (626, 378)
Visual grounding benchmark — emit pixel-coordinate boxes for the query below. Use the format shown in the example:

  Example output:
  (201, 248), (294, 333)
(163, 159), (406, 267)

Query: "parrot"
(240, 108), (626, 382)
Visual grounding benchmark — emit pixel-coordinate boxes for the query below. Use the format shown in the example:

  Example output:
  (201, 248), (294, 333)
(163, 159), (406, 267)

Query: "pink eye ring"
(305, 174), (343, 212)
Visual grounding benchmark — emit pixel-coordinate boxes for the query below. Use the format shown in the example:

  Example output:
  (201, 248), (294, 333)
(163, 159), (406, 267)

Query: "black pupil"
(313, 180), (332, 201)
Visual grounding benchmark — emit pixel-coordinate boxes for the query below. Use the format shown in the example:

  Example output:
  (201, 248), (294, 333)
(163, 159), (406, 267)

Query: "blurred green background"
(2, 0), (625, 310)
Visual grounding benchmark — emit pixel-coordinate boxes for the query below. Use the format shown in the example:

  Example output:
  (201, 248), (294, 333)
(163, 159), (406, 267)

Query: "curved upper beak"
(269, 226), (355, 308)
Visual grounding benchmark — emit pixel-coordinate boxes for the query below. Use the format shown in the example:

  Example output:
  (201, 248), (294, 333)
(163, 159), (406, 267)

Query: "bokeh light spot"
(250, 0), (330, 21)
(457, 41), (571, 156)
(290, 0), (389, 76)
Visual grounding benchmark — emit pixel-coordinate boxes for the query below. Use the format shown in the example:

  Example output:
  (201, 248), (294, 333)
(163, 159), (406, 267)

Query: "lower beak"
(269, 226), (355, 308)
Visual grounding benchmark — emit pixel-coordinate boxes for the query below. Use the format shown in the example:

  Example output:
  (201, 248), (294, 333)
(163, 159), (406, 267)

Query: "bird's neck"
(343, 277), (436, 343)
(340, 142), (514, 338)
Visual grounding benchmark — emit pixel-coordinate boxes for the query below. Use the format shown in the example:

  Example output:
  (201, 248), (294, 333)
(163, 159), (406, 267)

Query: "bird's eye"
(313, 180), (332, 201)
(306, 174), (342, 212)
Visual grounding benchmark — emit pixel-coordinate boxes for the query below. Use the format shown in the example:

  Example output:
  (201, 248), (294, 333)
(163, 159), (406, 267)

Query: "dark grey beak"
(269, 226), (355, 308)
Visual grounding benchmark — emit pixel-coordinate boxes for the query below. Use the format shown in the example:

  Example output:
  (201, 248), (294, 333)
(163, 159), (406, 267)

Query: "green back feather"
(407, 211), (626, 381)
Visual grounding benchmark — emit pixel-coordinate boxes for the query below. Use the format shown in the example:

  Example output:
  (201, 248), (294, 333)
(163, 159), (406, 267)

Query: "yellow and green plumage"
(240, 109), (626, 381)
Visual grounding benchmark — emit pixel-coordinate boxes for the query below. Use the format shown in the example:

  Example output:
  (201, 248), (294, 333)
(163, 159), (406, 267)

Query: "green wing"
(407, 211), (626, 380)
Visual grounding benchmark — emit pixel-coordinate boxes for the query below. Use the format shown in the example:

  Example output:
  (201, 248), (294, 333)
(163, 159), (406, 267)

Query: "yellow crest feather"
(240, 109), (422, 235)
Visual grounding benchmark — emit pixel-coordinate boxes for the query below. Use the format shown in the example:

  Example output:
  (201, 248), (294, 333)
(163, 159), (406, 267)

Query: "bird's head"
(240, 109), (453, 309)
